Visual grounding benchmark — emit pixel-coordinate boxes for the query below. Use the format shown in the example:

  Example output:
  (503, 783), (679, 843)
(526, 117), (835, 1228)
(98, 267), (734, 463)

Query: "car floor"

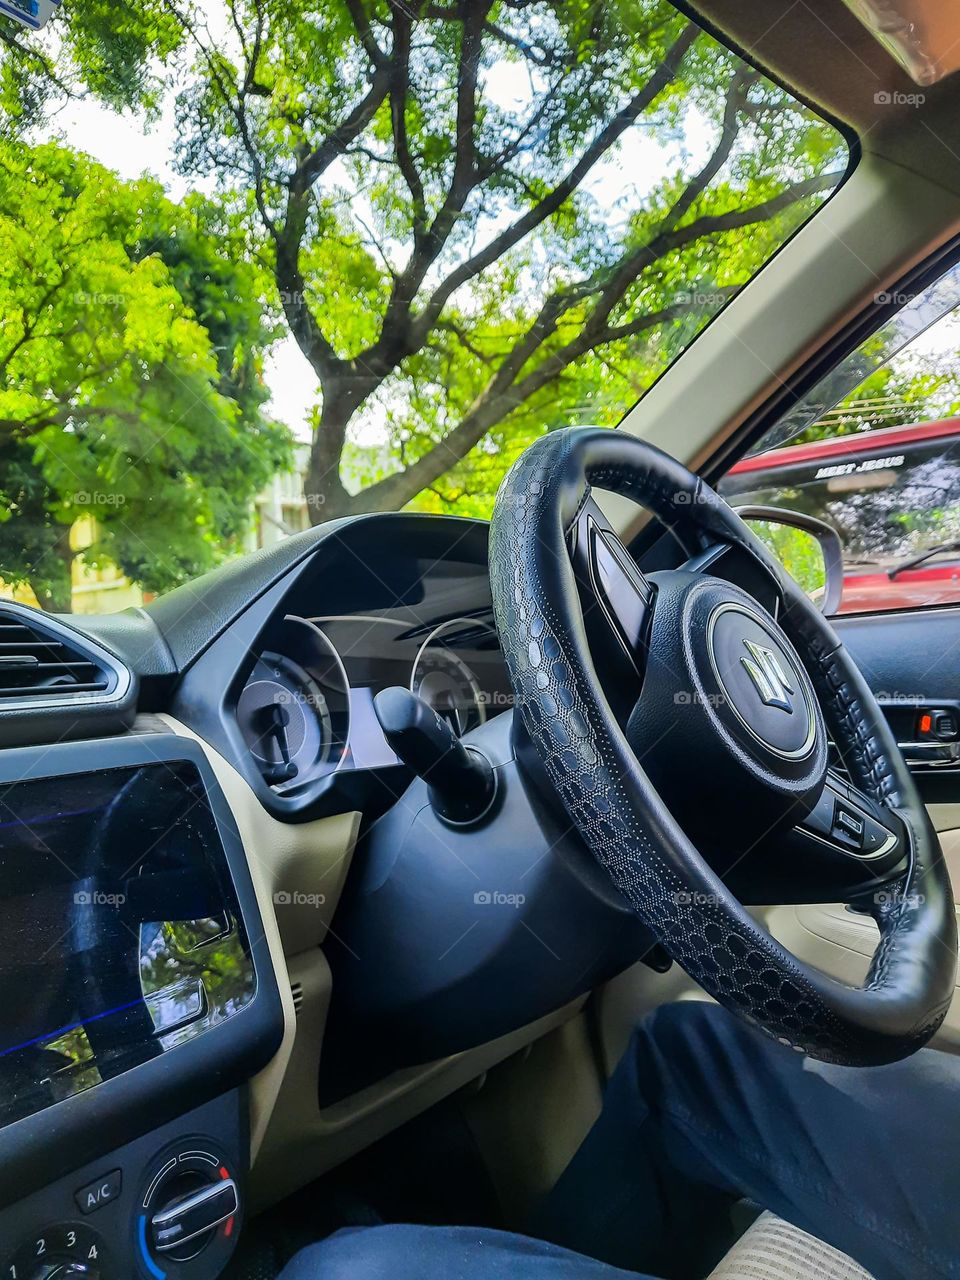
(224, 1096), (503, 1279)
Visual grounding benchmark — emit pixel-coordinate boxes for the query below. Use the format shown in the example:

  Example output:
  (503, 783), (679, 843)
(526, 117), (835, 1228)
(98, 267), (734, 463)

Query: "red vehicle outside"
(720, 418), (960, 614)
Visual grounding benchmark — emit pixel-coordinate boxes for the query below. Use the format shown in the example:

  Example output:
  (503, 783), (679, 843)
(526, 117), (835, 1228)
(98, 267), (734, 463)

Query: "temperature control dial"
(5, 1222), (107, 1280)
(138, 1143), (241, 1277)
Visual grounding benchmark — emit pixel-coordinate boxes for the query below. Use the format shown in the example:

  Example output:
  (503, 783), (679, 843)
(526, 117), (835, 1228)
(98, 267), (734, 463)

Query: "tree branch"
(388, 1), (427, 232)
(354, 167), (839, 511)
(409, 22), (699, 343)
(345, 0), (388, 69)
(481, 18), (566, 68)
(336, 19), (699, 407)
(382, 1), (492, 321)
(658, 67), (757, 234)
(289, 61), (392, 198)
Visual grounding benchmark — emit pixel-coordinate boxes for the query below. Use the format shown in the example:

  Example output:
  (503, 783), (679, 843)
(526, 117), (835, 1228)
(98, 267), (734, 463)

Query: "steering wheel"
(489, 427), (957, 1066)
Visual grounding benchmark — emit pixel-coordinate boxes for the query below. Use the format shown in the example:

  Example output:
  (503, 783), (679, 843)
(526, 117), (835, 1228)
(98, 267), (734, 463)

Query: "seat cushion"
(707, 1212), (875, 1279)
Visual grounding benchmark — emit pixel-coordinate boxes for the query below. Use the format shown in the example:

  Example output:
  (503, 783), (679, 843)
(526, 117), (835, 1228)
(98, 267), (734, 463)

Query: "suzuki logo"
(740, 639), (794, 713)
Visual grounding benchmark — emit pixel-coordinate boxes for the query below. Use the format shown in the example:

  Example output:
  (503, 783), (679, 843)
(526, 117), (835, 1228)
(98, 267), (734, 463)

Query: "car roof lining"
(683, 0), (960, 179)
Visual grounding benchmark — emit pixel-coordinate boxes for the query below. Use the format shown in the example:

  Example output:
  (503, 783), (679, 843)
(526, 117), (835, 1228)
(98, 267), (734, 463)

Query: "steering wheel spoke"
(712, 769), (908, 906)
(568, 496), (655, 724)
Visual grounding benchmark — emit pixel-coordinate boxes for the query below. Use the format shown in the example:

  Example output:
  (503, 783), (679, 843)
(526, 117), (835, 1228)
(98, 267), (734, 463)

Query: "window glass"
(720, 264), (960, 615)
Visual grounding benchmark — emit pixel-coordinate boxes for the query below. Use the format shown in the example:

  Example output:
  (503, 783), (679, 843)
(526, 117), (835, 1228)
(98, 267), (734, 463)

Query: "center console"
(0, 734), (283, 1276)
(0, 1092), (245, 1280)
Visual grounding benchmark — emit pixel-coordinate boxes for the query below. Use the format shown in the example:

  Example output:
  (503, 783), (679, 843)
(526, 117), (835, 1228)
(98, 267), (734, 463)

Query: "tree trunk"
(31, 527), (74, 613)
(304, 388), (363, 523)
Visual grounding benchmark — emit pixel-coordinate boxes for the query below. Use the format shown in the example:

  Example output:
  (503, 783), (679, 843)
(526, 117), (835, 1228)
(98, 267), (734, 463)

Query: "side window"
(719, 270), (960, 616)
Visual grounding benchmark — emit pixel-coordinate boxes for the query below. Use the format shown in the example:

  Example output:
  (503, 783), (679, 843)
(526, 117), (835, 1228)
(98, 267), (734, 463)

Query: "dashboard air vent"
(290, 981), (304, 1016)
(0, 606), (115, 701)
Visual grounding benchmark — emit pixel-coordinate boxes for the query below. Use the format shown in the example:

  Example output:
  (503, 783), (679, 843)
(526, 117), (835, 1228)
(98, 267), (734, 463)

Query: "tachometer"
(236, 615), (349, 791)
(410, 618), (494, 736)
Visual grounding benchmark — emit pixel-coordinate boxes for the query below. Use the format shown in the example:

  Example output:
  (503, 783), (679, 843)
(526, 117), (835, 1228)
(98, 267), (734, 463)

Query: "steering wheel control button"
(832, 802), (864, 849)
(798, 781), (899, 862)
(74, 1171), (122, 1216)
(860, 814), (899, 859)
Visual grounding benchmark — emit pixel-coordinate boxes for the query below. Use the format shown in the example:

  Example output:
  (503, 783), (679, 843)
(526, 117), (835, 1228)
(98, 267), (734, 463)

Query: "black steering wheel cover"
(490, 427), (957, 1065)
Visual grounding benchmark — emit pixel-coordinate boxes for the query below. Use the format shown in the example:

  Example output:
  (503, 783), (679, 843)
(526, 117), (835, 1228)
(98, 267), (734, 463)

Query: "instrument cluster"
(236, 609), (512, 792)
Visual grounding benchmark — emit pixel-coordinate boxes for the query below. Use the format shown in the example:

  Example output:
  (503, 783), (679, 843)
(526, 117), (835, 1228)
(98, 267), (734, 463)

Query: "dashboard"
(158, 515), (515, 825)
(0, 512), (645, 1278)
(0, 479), (950, 1276)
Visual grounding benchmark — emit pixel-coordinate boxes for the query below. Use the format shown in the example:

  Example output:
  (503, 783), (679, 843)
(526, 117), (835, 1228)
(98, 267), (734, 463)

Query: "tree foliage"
(0, 0), (186, 132)
(0, 139), (290, 609)
(2, 0), (845, 530)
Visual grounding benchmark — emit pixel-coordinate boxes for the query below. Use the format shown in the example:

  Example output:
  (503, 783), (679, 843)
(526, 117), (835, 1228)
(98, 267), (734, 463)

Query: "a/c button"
(74, 1168), (122, 1214)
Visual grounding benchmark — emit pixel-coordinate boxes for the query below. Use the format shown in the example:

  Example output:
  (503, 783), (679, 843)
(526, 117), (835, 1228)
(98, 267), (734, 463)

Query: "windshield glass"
(0, 2), (845, 614)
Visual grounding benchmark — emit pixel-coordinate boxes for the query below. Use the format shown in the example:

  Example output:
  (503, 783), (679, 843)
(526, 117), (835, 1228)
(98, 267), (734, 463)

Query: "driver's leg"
(531, 1000), (959, 1280)
(279, 1224), (661, 1280)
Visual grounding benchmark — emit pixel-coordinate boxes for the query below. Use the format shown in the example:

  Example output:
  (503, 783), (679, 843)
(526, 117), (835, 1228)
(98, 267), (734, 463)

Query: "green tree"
(0, 140), (291, 610)
(4, 1), (844, 523)
(0, 0), (186, 133)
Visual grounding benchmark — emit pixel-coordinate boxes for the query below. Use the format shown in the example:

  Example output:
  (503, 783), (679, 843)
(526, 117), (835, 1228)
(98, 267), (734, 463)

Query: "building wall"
(2, 452), (312, 613)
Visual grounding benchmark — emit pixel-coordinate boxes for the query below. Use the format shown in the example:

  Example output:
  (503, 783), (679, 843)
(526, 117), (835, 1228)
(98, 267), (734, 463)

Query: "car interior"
(5, 1), (960, 1279)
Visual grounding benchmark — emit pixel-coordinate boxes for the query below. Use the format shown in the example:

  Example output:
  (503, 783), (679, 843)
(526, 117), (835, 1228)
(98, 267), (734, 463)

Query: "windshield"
(0, 2), (846, 614)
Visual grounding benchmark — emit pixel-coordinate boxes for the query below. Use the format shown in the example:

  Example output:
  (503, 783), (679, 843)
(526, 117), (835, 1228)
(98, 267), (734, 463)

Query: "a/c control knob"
(151, 1178), (238, 1256)
(138, 1143), (241, 1276)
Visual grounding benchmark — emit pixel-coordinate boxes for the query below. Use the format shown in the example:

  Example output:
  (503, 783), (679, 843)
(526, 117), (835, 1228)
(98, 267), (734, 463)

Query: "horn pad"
(626, 574), (828, 848)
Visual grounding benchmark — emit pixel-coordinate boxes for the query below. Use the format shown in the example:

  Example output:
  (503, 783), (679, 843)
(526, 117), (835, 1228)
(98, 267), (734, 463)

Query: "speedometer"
(236, 615), (350, 791)
(410, 619), (492, 736)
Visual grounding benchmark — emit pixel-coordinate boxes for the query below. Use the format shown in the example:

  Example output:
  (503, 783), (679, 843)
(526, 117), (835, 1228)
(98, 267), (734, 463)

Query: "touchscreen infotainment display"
(0, 761), (256, 1130)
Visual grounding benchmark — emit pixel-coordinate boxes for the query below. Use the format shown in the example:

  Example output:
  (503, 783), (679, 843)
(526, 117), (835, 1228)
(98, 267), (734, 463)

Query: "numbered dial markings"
(6, 1222), (107, 1280)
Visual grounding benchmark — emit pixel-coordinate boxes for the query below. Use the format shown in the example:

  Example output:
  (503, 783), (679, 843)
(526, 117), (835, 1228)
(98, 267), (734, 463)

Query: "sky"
(49, 58), (714, 446)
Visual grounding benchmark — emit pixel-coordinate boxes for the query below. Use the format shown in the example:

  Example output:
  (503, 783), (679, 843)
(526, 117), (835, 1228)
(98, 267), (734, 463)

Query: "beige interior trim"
(928, 803), (960, 833)
(461, 1013), (604, 1228)
(250, 993), (587, 1212)
(593, 962), (713, 1078)
(159, 715), (592, 1209)
(157, 715), (360, 1158)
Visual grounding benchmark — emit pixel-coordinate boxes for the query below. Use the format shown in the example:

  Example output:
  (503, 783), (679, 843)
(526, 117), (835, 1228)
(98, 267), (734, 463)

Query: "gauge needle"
(257, 701), (297, 784)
